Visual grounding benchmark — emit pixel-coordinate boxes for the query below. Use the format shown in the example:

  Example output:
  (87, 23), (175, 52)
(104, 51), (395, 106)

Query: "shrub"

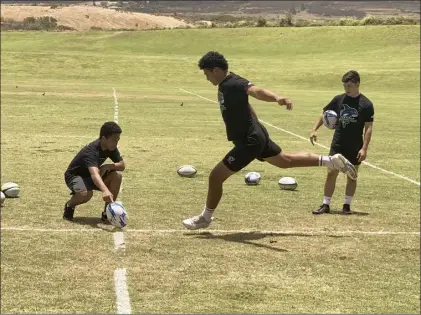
(257, 17), (267, 27)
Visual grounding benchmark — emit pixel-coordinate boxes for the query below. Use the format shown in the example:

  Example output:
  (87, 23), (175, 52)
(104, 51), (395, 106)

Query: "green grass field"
(1, 25), (420, 313)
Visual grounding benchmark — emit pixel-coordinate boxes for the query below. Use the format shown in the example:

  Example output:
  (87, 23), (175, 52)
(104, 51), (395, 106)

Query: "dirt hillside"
(0, 4), (191, 31)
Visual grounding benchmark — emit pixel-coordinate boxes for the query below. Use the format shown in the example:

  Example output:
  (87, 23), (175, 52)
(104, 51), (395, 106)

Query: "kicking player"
(310, 70), (374, 214)
(183, 51), (357, 230)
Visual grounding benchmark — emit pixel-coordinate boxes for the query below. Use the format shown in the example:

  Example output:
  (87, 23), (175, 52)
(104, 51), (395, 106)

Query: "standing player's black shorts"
(222, 124), (281, 172)
(329, 145), (362, 166)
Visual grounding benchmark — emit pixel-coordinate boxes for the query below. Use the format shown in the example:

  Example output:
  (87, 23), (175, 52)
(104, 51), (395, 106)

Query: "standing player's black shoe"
(63, 202), (75, 221)
(342, 204), (352, 214)
(312, 204), (330, 214)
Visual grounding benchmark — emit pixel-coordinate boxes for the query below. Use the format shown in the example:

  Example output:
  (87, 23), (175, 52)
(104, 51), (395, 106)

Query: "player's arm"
(362, 122), (373, 151)
(113, 160), (125, 171)
(100, 160), (126, 176)
(358, 103), (374, 162)
(246, 86), (293, 110)
(89, 166), (114, 202)
(101, 150), (126, 175)
(311, 114), (324, 132)
(309, 113), (324, 145)
(89, 166), (110, 192)
(357, 122), (373, 162)
(310, 95), (340, 145)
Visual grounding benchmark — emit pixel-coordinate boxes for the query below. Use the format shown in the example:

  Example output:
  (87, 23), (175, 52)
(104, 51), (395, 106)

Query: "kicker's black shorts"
(222, 125), (282, 172)
(329, 145), (362, 166)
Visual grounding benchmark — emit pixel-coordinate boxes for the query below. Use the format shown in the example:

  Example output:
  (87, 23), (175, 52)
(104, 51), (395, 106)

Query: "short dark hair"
(342, 70), (360, 84)
(100, 121), (122, 138)
(198, 51), (228, 71)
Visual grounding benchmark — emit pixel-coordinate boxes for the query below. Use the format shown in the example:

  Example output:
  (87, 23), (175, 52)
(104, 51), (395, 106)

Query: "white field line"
(112, 88), (130, 315)
(178, 88), (420, 186)
(113, 88), (119, 124)
(112, 87), (126, 252)
(1, 227), (419, 236)
(114, 268), (132, 315)
(113, 230), (126, 251)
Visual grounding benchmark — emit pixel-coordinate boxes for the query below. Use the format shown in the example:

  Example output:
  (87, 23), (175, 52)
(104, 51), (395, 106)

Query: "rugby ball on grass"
(177, 165), (197, 177)
(245, 172), (261, 185)
(278, 177), (298, 191)
(322, 110), (338, 130)
(106, 202), (128, 228)
(1, 182), (20, 198)
(1, 192), (5, 206)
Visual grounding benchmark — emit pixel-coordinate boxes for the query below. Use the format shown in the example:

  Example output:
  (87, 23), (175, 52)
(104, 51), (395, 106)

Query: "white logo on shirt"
(218, 91), (226, 113)
(340, 104), (359, 128)
(218, 91), (224, 105)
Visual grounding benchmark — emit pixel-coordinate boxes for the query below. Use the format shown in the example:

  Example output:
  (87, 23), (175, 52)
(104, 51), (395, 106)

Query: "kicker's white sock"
(323, 196), (332, 205)
(344, 195), (353, 205)
(201, 206), (215, 221)
(319, 156), (333, 168)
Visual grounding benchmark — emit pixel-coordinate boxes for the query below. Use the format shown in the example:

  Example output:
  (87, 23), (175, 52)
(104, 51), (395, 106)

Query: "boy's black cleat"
(63, 202), (75, 221)
(312, 204), (330, 215)
(342, 204), (352, 214)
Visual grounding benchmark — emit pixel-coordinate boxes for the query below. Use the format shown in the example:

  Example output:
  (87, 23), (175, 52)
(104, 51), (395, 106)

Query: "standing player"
(182, 51), (357, 230)
(310, 70), (374, 214)
(63, 122), (126, 221)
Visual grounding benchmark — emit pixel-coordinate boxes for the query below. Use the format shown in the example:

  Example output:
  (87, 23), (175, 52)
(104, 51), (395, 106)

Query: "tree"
(289, 5), (296, 15)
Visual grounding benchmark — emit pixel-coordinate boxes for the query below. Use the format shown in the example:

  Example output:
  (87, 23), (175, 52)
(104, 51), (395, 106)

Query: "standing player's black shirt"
(323, 93), (374, 150)
(218, 72), (262, 141)
(65, 139), (123, 178)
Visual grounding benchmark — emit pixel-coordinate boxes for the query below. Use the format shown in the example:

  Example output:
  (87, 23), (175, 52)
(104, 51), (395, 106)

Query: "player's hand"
(357, 148), (367, 162)
(277, 97), (293, 110)
(310, 130), (317, 145)
(102, 189), (114, 203)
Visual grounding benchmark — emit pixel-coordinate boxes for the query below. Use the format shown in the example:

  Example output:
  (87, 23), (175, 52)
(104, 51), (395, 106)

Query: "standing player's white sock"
(323, 196), (331, 205)
(201, 206), (214, 221)
(344, 195), (353, 205)
(319, 156), (333, 168)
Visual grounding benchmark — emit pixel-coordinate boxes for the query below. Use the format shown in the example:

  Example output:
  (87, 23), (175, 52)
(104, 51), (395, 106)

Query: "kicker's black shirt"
(218, 72), (262, 141)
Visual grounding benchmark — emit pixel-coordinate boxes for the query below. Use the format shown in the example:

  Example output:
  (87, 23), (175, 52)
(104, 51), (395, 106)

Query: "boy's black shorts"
(222, 125), (282, 172)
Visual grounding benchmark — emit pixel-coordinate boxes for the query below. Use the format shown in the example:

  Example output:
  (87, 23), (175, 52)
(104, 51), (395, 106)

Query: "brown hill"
(0, 4), (191, 31)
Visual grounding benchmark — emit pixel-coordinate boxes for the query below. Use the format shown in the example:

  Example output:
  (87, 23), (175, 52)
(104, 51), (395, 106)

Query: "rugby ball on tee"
(1, 192), (5, 206)
(278, 177), (298, 191)
(177, 165), (197, 177)
(106, 202), (128, 228)
(322, 110), (338, 129)
(1, 182), (20, 198)
(245, 172), (261, 185)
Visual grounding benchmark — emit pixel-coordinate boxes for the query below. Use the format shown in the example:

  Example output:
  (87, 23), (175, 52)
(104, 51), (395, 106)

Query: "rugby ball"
(1, 192), (5, 206)
(322, 110), (338, 129)
(245, 172), (261, 185)
(1, 182), (20, 198)
(177, 165), (197, 177)
(106, 201), (128, 228)
(278, 177), (298, 191)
